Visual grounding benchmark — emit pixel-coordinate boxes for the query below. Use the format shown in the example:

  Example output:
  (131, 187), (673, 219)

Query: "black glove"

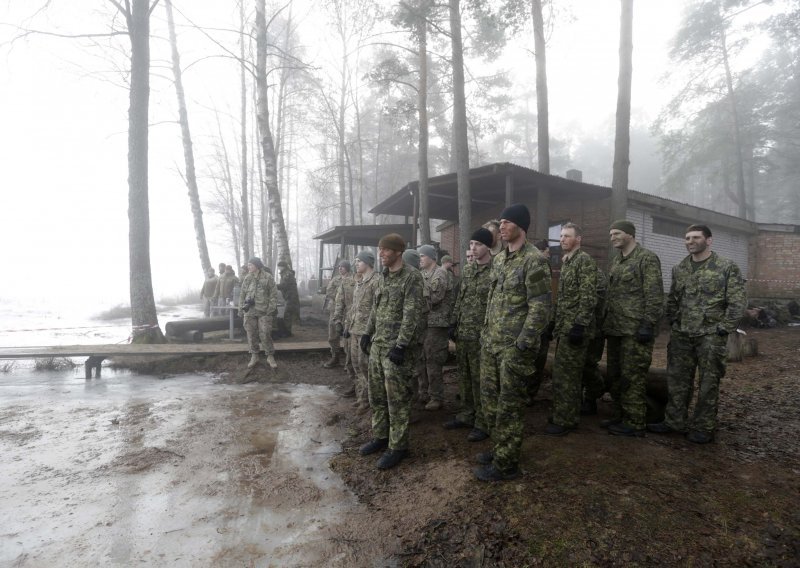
(335, 322), (344, 336)
(716, 326), (729, 337)
(342, 329), (351, 339)
(360, 334), (372, 354)
(545, 321), (555, 341)
(448, 325), (457, 342)
(388, 345), (406, 365)
(567, 324), (585, 345)
(635, 321), (655, 344)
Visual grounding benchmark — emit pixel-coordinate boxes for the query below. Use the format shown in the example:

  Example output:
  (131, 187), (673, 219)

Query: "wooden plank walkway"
(0, 341), (330, 360)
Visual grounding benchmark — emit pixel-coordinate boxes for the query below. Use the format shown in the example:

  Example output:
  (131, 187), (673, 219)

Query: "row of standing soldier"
(326, 203), (746, 480)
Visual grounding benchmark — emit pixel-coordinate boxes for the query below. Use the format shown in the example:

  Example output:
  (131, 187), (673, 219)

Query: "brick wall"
(747, 230), (800, 298)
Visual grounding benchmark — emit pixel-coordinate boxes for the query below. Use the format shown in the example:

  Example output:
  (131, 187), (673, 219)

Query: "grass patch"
(0, 361), (16, 373)
(158, 288), (200, 307)
(33, 357), (77, 371)
(93, 304), (131, 321)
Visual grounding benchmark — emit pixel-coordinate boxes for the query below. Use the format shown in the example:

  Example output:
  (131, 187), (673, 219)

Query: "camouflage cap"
(440, 254), (458, 265)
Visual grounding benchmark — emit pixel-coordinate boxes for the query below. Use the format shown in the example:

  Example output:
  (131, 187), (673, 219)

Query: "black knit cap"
(470, 227), (494, 248)
(610, 220), (636, 237)
(248, 257), (265, 270)
(499, 203), (531, 233)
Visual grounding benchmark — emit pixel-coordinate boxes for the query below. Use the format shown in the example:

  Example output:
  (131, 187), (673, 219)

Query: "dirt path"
(2, 325), (798, 566)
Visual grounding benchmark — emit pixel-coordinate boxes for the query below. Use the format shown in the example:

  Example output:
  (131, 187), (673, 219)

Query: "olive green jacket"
(346, 270), (379, 336)
(451, 259), (492, 341)
(366, 263), (425, 348)
(603, 244), (664, 336)
(553, 248), (598, 337)
(422, 265), (454, 328)
(666, 251), (746, 336)
(483, 242), (552, 354)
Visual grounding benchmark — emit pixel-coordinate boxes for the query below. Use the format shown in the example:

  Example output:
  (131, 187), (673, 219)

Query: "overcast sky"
(0, 1), (764, 313)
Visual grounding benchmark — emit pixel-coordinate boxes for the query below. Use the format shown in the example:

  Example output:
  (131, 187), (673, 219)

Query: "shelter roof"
(312, 224), (415, 247)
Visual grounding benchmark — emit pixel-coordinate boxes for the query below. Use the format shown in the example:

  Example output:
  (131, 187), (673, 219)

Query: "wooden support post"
(84, 355), (105, 379)
(505, 172), (513, 207)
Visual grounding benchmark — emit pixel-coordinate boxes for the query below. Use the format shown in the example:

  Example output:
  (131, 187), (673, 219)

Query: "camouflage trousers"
(368, 343), (415, 450)
(582, 335), (606, 402)
(455, 339), (486, 432)
(243, 314), (274, 355)
(481, 344), (537, 473)
(664, 331), (728, 433)
(606, 335), (653, 430)
(327, 315), (341, 355)
(349, 334), (370, 404)
(526, 336), (551, 402)
(416, 327), (449, 403)
(551, 336), (589, 427)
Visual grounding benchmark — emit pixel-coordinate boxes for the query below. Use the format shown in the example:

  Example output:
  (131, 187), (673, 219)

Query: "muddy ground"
(2, 318), (798, 566)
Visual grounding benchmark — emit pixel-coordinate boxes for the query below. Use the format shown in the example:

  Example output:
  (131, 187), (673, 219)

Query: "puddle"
(0, 371), (358, 566)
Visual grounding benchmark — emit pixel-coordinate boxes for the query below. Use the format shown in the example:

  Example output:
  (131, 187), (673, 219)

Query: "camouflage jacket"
(483, 242), (552, 354)
(603, 244), (664, 336)
(451, 259), (492, 341)
(366, 262), (424, 348)
(422, 265), (454, 328)
(667, 251), (746, 336)
(277, 269), (299, 304)
(239, 269), (278, 317)
(345, 269), (379, 336)
(333, 273), (356, 326)
(325, 273), (344, 316)
(553, 248), (598, 337)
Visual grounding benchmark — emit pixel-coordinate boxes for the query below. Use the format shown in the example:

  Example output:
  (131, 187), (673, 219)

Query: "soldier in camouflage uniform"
(581, 266), (608, 415)
(648, 225), (746, 443)
(527, 239), (554, 404)
(276, 261), (300, 336)
(603, 220), (664, 437)
(358, 233), (424, 470)
(239, 257), (278, 369)
(444, 228), (494, 442)
(323, 260), (350, 368)
(334, 259), (358, 394)
(475, 204), (551, 482)
(343, 250), (379, 412)
(547, 223), (598, 435)
(402, 249), (429, 404)
(417, 244), (454, 411)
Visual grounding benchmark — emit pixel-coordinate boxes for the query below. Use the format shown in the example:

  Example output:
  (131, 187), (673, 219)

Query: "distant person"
(343, 250), (379, 412)
(276, 260), (300, 336)
(444, 227), (494, 443)
(216, 265), (239, 306)
(323, 260), (351, 368)
(465, 248), (475, 264)
(200, 267), (219, 317)
(333, 261), (357, 391)
(417, 245), (454, 411)
(476, 204), (550, 482)
(648, 224), (746, 443)
(359, 233), (424, 470)
(441, 254), (461, 297)
(218, 262), (226, 278)
(546, 223), (598, 436)
(239, 257), (278, 369)
(402, 248), (428, 405)
(603, 220), (664, 437)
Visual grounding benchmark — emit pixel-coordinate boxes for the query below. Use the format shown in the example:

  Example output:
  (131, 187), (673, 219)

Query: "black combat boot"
(376, 449), (409, 470)
(359, 438), (388, 456)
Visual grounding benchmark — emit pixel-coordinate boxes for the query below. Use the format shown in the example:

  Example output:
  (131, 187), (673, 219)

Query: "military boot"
(265, 354), (277, 369)
(247, 353), (260, 369)
(322, 352), (340, 368)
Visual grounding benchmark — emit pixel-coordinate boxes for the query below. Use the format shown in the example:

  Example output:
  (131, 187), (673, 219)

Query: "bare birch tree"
(611, 0), (633, 225)
(449, 0), (471, 254)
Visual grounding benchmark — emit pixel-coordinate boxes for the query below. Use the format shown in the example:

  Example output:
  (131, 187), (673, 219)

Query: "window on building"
(652, 217), (688, 238)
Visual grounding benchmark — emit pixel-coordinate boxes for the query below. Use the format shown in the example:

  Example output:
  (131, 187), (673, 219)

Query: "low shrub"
(93, 304), (131, 321)
(33, 357), (77, 371)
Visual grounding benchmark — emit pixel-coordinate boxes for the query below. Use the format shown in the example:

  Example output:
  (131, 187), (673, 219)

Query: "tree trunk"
(127, 0), (164, 343)
(720, 24), (748, 220)
(611, 0), (633, 229)
(239, 0), (251, 260)
(164, 0), (211, 276)
(256, 0), (293, 269)
(449, 0), (471, 259)
(531, 0), (549, 175)
(417, 2), (431, 244)
(337, 34), (348, 226)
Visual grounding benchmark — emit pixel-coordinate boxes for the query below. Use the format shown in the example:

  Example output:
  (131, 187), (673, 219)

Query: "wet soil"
(3, 321), (798, 566)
